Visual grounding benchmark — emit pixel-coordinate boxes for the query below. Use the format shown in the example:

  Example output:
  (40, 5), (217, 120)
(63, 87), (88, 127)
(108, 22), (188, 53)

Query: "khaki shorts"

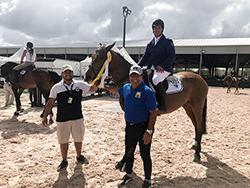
(57, 118), (85, 144)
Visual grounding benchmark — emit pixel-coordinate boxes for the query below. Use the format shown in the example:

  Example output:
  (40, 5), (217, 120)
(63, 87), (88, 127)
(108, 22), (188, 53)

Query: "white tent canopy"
(119, 47), (137, 65)
(0, 45), (136, 78)
(0, 46), (24, 66)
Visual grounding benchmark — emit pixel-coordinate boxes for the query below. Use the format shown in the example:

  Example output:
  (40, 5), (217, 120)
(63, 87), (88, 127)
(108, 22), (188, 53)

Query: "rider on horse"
(12, 42), (37, 84)
(137, 19), (176, 112)
(230, 67), (237, 82)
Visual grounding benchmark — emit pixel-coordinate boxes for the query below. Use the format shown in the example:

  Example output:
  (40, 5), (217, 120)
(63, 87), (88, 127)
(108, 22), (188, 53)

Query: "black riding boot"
(154, 82), (166, 112)
(12, 70), (19, 84)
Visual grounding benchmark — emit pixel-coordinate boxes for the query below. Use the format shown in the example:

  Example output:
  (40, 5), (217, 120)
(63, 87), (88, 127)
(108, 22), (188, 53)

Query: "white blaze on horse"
(84, 43), (209, 163)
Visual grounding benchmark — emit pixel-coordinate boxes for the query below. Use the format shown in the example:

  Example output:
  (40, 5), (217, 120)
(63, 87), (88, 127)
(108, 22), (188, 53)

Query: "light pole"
(199, 50), (206, 75)
(122, 6), (132, 48)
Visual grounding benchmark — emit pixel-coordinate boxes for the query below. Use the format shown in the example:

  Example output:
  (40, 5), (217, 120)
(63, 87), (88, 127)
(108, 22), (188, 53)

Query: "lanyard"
(63, 83), (74, 96)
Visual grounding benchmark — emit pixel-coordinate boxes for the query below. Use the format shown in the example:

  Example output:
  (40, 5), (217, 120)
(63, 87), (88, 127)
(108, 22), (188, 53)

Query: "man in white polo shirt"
(42, 64), (97, 171)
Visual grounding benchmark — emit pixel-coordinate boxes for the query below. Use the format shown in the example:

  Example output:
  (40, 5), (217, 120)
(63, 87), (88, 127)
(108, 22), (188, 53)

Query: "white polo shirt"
(49, 79), (91, 122)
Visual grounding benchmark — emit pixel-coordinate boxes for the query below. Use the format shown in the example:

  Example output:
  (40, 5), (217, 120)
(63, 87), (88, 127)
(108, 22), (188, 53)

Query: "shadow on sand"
(150, 151), (250, 188)
(0, 107), (56, 139)
(53, 163), (86, 188)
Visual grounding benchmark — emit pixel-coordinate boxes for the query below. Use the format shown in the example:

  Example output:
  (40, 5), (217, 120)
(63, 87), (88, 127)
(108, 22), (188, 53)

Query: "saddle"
(143, 69), (183, 94)
(17, 65), (35, 78)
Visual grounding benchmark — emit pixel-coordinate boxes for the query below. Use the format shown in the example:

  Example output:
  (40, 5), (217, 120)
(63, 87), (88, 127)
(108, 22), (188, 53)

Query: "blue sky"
(0, 0), (250, 46)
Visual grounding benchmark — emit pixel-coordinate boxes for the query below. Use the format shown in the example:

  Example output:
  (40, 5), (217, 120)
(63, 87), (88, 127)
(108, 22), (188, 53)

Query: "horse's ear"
(105, 42), (116, 52)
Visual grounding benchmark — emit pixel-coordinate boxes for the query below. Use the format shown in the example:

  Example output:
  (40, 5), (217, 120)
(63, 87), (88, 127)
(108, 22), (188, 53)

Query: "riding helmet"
(26, 42), (33, 49)
(152, 19), (164, 30)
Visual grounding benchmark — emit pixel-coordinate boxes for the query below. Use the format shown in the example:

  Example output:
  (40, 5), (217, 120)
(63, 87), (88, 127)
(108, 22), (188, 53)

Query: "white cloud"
(0, 0), (249, 46)
(94, 19), (111, 34)
(209, 28), (221, 36)
(144, 2), (181, 12)
(0, 0), (18, 15)
(243, 22), (250, 35)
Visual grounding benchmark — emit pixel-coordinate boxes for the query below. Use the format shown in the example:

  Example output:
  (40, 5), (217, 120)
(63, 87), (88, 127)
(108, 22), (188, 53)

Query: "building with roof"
(1, 37), (250, 83)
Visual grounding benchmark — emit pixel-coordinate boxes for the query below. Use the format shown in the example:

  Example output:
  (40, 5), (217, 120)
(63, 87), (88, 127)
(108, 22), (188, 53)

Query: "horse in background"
(0, 62), (61, 123)
(85, 43), (208, 163)
(224, 75), (241, 93)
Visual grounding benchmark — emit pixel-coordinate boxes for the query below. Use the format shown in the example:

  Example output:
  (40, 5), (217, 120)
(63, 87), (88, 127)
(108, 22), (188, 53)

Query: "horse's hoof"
(40, 114), (43, 118)
(49, 119), (54, 124)
(14, 111), (20, 116)
(193, 154), (201, 163)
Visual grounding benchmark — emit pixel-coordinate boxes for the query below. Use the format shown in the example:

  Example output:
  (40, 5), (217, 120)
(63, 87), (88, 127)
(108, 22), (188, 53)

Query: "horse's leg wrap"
(153, 82), (166, 112)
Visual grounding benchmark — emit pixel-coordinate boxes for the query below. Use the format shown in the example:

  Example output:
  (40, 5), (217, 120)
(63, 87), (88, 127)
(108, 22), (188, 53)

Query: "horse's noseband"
(88, 64), (100, 79)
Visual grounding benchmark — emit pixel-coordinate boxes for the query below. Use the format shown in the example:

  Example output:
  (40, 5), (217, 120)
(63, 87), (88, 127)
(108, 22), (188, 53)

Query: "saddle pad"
(166, 76), (183, 94)
(148, 75), (183, 95)
(18, 65), (35, 78)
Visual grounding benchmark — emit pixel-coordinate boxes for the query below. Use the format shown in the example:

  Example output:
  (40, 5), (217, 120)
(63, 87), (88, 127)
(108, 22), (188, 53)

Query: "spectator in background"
(230, 67), (237, 81)
(4, 79), (14, 106)
(12, 42), (37, 83)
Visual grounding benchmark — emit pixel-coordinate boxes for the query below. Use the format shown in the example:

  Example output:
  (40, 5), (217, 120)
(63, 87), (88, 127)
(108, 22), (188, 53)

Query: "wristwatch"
(146, 129), (153, 135)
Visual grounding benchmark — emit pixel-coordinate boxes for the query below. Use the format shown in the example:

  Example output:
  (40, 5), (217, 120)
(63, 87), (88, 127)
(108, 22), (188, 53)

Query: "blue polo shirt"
(118, 81), (157, 124)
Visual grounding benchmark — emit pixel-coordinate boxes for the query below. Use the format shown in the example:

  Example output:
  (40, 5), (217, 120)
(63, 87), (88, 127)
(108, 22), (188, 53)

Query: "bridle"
(88, 64), (100, 78)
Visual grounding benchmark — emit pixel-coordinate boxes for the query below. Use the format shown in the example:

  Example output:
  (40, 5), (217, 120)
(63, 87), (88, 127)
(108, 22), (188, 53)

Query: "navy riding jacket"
(138, 34), (176, 73)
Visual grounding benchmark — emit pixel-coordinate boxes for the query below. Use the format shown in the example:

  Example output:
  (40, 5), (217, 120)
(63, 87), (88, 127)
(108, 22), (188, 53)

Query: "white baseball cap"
(129, 65), (143, 75)
(62, 64), (73, 72)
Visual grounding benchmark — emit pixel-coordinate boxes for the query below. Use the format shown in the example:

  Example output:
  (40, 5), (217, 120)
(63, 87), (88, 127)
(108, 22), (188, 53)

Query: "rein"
(90, 51), (112, 88)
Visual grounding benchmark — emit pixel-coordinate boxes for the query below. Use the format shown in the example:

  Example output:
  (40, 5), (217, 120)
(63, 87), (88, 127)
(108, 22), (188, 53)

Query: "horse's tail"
(202, 98), (207, 134)
(48, 71), (62, 85)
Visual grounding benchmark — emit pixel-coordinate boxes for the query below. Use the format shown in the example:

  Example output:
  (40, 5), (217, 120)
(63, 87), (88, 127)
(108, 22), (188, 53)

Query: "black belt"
(127, 121), (148, 126)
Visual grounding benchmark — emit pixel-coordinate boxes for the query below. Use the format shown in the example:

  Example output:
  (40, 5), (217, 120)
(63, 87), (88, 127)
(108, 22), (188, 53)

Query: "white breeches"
(150, 66), (171, 85)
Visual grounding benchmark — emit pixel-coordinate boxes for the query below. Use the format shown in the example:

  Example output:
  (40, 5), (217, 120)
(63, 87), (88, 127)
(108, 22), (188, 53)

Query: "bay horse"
(224, 75), (240, 93)
(0, 62), (61, 123)
(84, 43), (208, 163)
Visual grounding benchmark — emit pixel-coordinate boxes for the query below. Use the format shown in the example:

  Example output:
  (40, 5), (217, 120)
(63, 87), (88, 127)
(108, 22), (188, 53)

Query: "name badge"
(68, 97), (73, 104)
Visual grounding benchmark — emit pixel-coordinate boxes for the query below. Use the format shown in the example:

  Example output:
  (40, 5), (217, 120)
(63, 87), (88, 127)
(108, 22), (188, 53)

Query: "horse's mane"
(98, 44), (106, 51)
(0, 62), (18, 78)
(0, 61), (18, 71)
(113, 50), (128, 62)
(48, 70), (62, 84)
(98, 44), (129, 64)
(5, 61), (18, 66)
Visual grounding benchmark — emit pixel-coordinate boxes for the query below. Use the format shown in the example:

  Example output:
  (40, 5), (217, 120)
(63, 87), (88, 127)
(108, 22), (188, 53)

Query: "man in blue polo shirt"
(106, 65), (157, 188)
